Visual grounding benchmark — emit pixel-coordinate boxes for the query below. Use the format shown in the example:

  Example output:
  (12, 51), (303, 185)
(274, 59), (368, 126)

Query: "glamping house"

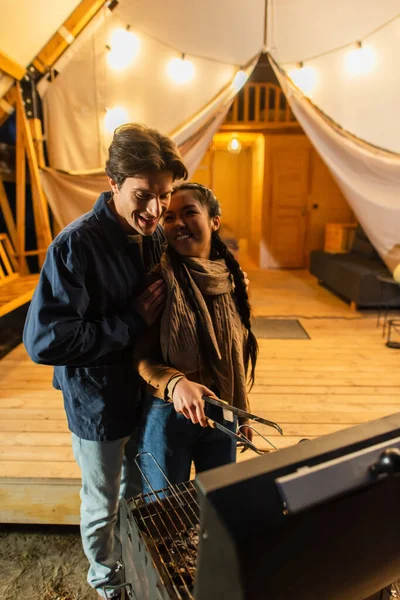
(0, 1), (399, 597)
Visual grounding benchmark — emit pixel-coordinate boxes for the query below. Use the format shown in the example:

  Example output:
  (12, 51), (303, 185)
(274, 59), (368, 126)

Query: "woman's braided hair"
(167, 182), (258, 389)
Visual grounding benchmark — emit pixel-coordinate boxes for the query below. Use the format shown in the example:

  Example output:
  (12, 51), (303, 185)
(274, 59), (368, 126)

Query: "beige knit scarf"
(159, 253), (249, 411)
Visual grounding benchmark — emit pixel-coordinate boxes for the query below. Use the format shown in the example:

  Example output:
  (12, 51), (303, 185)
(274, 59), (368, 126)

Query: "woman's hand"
(240, 424), (253, 443)
(171, 378), (214, 427)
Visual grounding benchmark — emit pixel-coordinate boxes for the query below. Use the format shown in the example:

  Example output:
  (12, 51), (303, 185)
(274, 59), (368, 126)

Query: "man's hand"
(133, 279), (166, 326)
(172, 378), (214, 427)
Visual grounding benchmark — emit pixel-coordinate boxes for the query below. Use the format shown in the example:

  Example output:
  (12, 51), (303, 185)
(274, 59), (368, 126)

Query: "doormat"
(251, 318), (310, 340)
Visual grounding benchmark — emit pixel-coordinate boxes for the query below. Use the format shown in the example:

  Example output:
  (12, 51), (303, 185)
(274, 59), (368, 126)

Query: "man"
(23, 123), (188, 599)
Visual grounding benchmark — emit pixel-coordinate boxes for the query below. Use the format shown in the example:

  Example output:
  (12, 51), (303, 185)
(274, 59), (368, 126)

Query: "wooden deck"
(1, 269), (399, 524)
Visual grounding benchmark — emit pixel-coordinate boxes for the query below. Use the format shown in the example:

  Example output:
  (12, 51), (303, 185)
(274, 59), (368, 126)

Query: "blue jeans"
(136, 396), (237, 495)
(71, 432), (141, 598)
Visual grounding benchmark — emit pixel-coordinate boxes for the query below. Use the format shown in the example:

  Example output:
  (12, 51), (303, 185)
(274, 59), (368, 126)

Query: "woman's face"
(163, 190), (220, 259)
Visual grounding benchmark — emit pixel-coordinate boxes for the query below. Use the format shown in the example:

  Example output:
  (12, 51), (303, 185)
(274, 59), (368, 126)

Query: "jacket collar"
(93, 191), (131, 249)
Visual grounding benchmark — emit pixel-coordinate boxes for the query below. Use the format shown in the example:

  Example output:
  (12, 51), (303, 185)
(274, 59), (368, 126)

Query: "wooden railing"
(222, 82), (298, 129)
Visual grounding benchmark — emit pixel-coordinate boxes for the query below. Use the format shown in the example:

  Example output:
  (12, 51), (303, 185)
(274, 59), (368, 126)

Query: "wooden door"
(212, 147), (252, 240)
(268, 148), (310, 268)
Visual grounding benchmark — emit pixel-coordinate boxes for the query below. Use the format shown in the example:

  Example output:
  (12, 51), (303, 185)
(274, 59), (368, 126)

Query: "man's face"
(108, 170), (174, 236)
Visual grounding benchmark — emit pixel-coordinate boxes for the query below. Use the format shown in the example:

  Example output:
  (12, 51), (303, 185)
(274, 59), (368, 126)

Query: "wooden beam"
(0, 234), (18, 272)
(29, 119), (46, 169)
(0, 176), (17, 250)
(0, 50), (25, 80)
(15, 94), (27, 274)
(0, 85), (17, 128)
(33, 0), (107, 72)
(16, 84), (52, 266)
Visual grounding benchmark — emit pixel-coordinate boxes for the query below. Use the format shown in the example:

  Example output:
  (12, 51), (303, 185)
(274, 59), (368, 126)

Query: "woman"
(135, 182), (258, 492)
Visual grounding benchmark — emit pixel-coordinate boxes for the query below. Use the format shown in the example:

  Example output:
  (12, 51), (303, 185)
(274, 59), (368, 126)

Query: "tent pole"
(264, 0), (268, 48)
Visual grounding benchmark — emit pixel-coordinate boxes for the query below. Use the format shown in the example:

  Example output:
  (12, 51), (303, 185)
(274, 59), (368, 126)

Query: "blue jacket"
(23, 192), (165, 441)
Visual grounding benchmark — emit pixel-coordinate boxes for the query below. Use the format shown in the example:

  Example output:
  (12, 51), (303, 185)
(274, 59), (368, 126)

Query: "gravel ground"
(0, 524), (97, 600)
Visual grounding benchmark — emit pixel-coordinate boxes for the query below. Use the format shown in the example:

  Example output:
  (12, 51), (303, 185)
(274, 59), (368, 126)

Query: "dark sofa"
(310, 226), (400, 309)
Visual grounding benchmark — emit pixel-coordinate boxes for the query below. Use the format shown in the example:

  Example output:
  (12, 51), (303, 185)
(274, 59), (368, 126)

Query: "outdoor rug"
(251, 318), (310, 340)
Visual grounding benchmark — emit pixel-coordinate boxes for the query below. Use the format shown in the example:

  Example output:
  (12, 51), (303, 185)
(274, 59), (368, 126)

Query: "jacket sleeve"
(133, 323), (184, 397)
(23, 238), (145, 366)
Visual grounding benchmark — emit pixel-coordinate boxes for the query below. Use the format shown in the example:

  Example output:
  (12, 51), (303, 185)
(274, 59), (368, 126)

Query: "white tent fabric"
(272, 61), (400, 273)
(15, 0), (397, 267)
(41, 168), (107, 228)
(268, 0), (400, 153)
(39, 57), (257, 228)
(38, 0), (400, 169)
(39, 0), (263, 172)
(267, 0), (399, 64)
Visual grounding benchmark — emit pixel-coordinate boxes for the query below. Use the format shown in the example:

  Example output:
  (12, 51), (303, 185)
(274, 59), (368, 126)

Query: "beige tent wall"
(268, 0), (400, 153)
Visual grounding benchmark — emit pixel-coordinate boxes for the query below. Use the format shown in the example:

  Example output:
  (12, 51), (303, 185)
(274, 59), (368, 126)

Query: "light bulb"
(167, 57), (195, 84)
(345, 44), (377, 76)
(104, 107), (128, 133)
(232, 70), (248, 92)
(107, 28), (140, 71)
(288, 64), (318, 97)
(227, 137), (242, 154)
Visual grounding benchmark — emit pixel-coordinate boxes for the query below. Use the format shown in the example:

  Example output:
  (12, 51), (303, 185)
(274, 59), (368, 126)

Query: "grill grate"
(132, 454), (201, 600)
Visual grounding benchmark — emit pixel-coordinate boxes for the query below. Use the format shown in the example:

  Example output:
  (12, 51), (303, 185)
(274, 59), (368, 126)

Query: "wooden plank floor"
(0, 274), (39, 317)
(0, 269), (399, 524)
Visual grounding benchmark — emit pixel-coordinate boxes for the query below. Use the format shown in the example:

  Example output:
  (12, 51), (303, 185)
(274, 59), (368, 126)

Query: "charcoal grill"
(120, 413), (400, 600)
(120, 476), (200, 600)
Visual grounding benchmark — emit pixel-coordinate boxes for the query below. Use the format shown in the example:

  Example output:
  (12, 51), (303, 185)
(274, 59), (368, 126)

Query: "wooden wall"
(192, 132), (353, 268)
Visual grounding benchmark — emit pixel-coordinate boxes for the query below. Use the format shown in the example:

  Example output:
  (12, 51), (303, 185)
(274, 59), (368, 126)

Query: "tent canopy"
(0, 1), (399, 154)
(0, 1), (399, 272)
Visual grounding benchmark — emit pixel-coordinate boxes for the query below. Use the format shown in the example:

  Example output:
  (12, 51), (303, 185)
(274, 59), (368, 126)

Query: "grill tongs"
(202, 395), (283, 456)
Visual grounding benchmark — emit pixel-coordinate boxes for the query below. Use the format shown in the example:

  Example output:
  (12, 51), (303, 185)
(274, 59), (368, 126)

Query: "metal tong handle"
(202, 395), (283, 435)
(207, 417), (263, 455)
(238, 423), (278, 452)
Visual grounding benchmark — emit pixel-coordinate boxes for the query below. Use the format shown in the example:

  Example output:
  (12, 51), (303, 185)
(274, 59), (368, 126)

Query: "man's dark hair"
(105, 123), (188, 187)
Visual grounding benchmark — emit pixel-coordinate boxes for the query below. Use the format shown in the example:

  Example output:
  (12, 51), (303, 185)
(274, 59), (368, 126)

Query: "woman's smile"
(164, 189), (220, 259)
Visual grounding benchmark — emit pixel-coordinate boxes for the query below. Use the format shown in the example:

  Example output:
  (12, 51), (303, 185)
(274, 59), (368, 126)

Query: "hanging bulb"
(288, 62), (318, 97)
(107, 27), (140, 71)
(232, 70), (248, 92)
(345, 42), (377, 76)
(167, 54), (195, 84)
(227, 136), (242, 154)
(104, 107), (129, 133)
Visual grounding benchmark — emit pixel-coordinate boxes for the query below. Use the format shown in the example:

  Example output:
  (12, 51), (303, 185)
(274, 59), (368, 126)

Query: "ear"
(107, 176), (119, 195)
(212, 215), (221, 232)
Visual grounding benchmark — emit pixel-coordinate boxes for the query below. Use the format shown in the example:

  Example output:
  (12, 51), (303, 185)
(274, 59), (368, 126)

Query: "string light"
(227, 136), (242, 153)
(282, 12), (398, 92)
(107, 28), (140, 71)
(344, 42), (377, 76)
(288, 63), (318, 97)
(232, 70), (248, 92)
(167, 55), (195, 84)
(104, 106), (128, 132)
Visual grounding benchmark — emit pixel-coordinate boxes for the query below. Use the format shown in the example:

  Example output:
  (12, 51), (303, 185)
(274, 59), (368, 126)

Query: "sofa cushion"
(309, 250), (400, 307)
(350, 225), (380, 259)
